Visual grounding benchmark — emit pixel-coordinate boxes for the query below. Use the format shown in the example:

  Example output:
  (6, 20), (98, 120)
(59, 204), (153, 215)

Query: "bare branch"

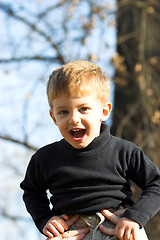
(0, 208), (29, 222)
(37, 0), (67, 18)
(118, 31), (139, 45)
(0, 3), (65, 64)
(0, 56), (60, 63)
(115, 101), (139, 138)
(0, 135), (38, 151)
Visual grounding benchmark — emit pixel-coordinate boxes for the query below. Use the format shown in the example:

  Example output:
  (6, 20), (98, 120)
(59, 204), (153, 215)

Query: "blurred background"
(0, 0), (160, 239)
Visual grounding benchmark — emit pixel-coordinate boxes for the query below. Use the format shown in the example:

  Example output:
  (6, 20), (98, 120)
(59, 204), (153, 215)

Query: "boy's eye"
(80, 107), (88, 112)
(59, 110), (68, 115)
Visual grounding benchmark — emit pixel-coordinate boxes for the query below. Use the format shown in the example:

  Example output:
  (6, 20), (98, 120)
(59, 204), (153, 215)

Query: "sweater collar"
(62, 123), (113, 153)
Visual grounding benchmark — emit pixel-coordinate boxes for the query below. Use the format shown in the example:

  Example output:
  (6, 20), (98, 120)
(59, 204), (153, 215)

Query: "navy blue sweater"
(20, 124), (160, 233)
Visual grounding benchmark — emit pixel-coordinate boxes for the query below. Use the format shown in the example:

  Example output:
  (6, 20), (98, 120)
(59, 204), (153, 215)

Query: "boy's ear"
(101, 102), (112, 121)
(49, 109), (57, 125)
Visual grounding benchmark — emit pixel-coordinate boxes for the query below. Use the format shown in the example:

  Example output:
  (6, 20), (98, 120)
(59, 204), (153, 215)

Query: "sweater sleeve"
(123, 148), (160, 227)
(20, 155), (54, 234)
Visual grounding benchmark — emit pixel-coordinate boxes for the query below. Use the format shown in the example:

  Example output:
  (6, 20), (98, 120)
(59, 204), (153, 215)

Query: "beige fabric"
(69, 212), (149, 240)
(69, 212), (118, 240)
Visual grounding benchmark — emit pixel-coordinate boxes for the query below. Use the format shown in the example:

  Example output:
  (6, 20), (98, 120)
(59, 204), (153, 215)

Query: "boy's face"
(50, 93), (112, 149)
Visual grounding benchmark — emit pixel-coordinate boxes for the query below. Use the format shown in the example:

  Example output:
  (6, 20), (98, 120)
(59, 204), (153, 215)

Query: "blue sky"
(0, 1), (116, 239)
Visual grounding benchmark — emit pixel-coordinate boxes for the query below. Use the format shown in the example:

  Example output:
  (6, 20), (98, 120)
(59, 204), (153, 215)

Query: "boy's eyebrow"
(55, 106), (67, 110)
(54, 102), (91, 110)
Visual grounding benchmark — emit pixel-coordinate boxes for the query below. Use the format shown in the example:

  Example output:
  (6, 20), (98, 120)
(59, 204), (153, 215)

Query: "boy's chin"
(70, 138), (93, 149)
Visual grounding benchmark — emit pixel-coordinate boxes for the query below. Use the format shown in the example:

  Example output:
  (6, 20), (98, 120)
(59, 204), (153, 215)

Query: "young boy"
(20, 61), (160, 240)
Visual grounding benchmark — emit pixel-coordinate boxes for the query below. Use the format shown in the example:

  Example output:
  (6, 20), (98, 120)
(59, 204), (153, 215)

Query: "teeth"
(72, 129), (81, 132)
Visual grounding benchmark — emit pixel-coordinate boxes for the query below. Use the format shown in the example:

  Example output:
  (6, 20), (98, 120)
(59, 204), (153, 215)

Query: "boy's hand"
(114, 217), (140, 240)
(46, 228), (89, 240)
(43, 214), (80, 238)
(100, 209), (144, 240)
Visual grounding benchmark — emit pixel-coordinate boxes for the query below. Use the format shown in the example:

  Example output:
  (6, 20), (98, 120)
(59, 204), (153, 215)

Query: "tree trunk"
(111, 1), (160, 239)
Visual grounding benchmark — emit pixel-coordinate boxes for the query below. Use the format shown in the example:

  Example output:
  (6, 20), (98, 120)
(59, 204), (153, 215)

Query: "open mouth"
(71, 129), (86, 141)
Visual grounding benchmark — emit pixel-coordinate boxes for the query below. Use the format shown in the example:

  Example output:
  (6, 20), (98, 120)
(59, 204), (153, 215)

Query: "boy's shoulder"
(111, 134), (139, 151)
(103, 124), (139, 151)
(34, 139), (64, 158)
(26, 139), (66, 172)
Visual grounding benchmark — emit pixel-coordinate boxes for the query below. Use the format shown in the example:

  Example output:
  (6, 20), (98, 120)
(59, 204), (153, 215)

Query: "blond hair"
(47, 61), (110, 108)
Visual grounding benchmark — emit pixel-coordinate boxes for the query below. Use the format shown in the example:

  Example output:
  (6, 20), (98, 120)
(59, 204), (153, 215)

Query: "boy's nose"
(69, 112), (80, 124)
